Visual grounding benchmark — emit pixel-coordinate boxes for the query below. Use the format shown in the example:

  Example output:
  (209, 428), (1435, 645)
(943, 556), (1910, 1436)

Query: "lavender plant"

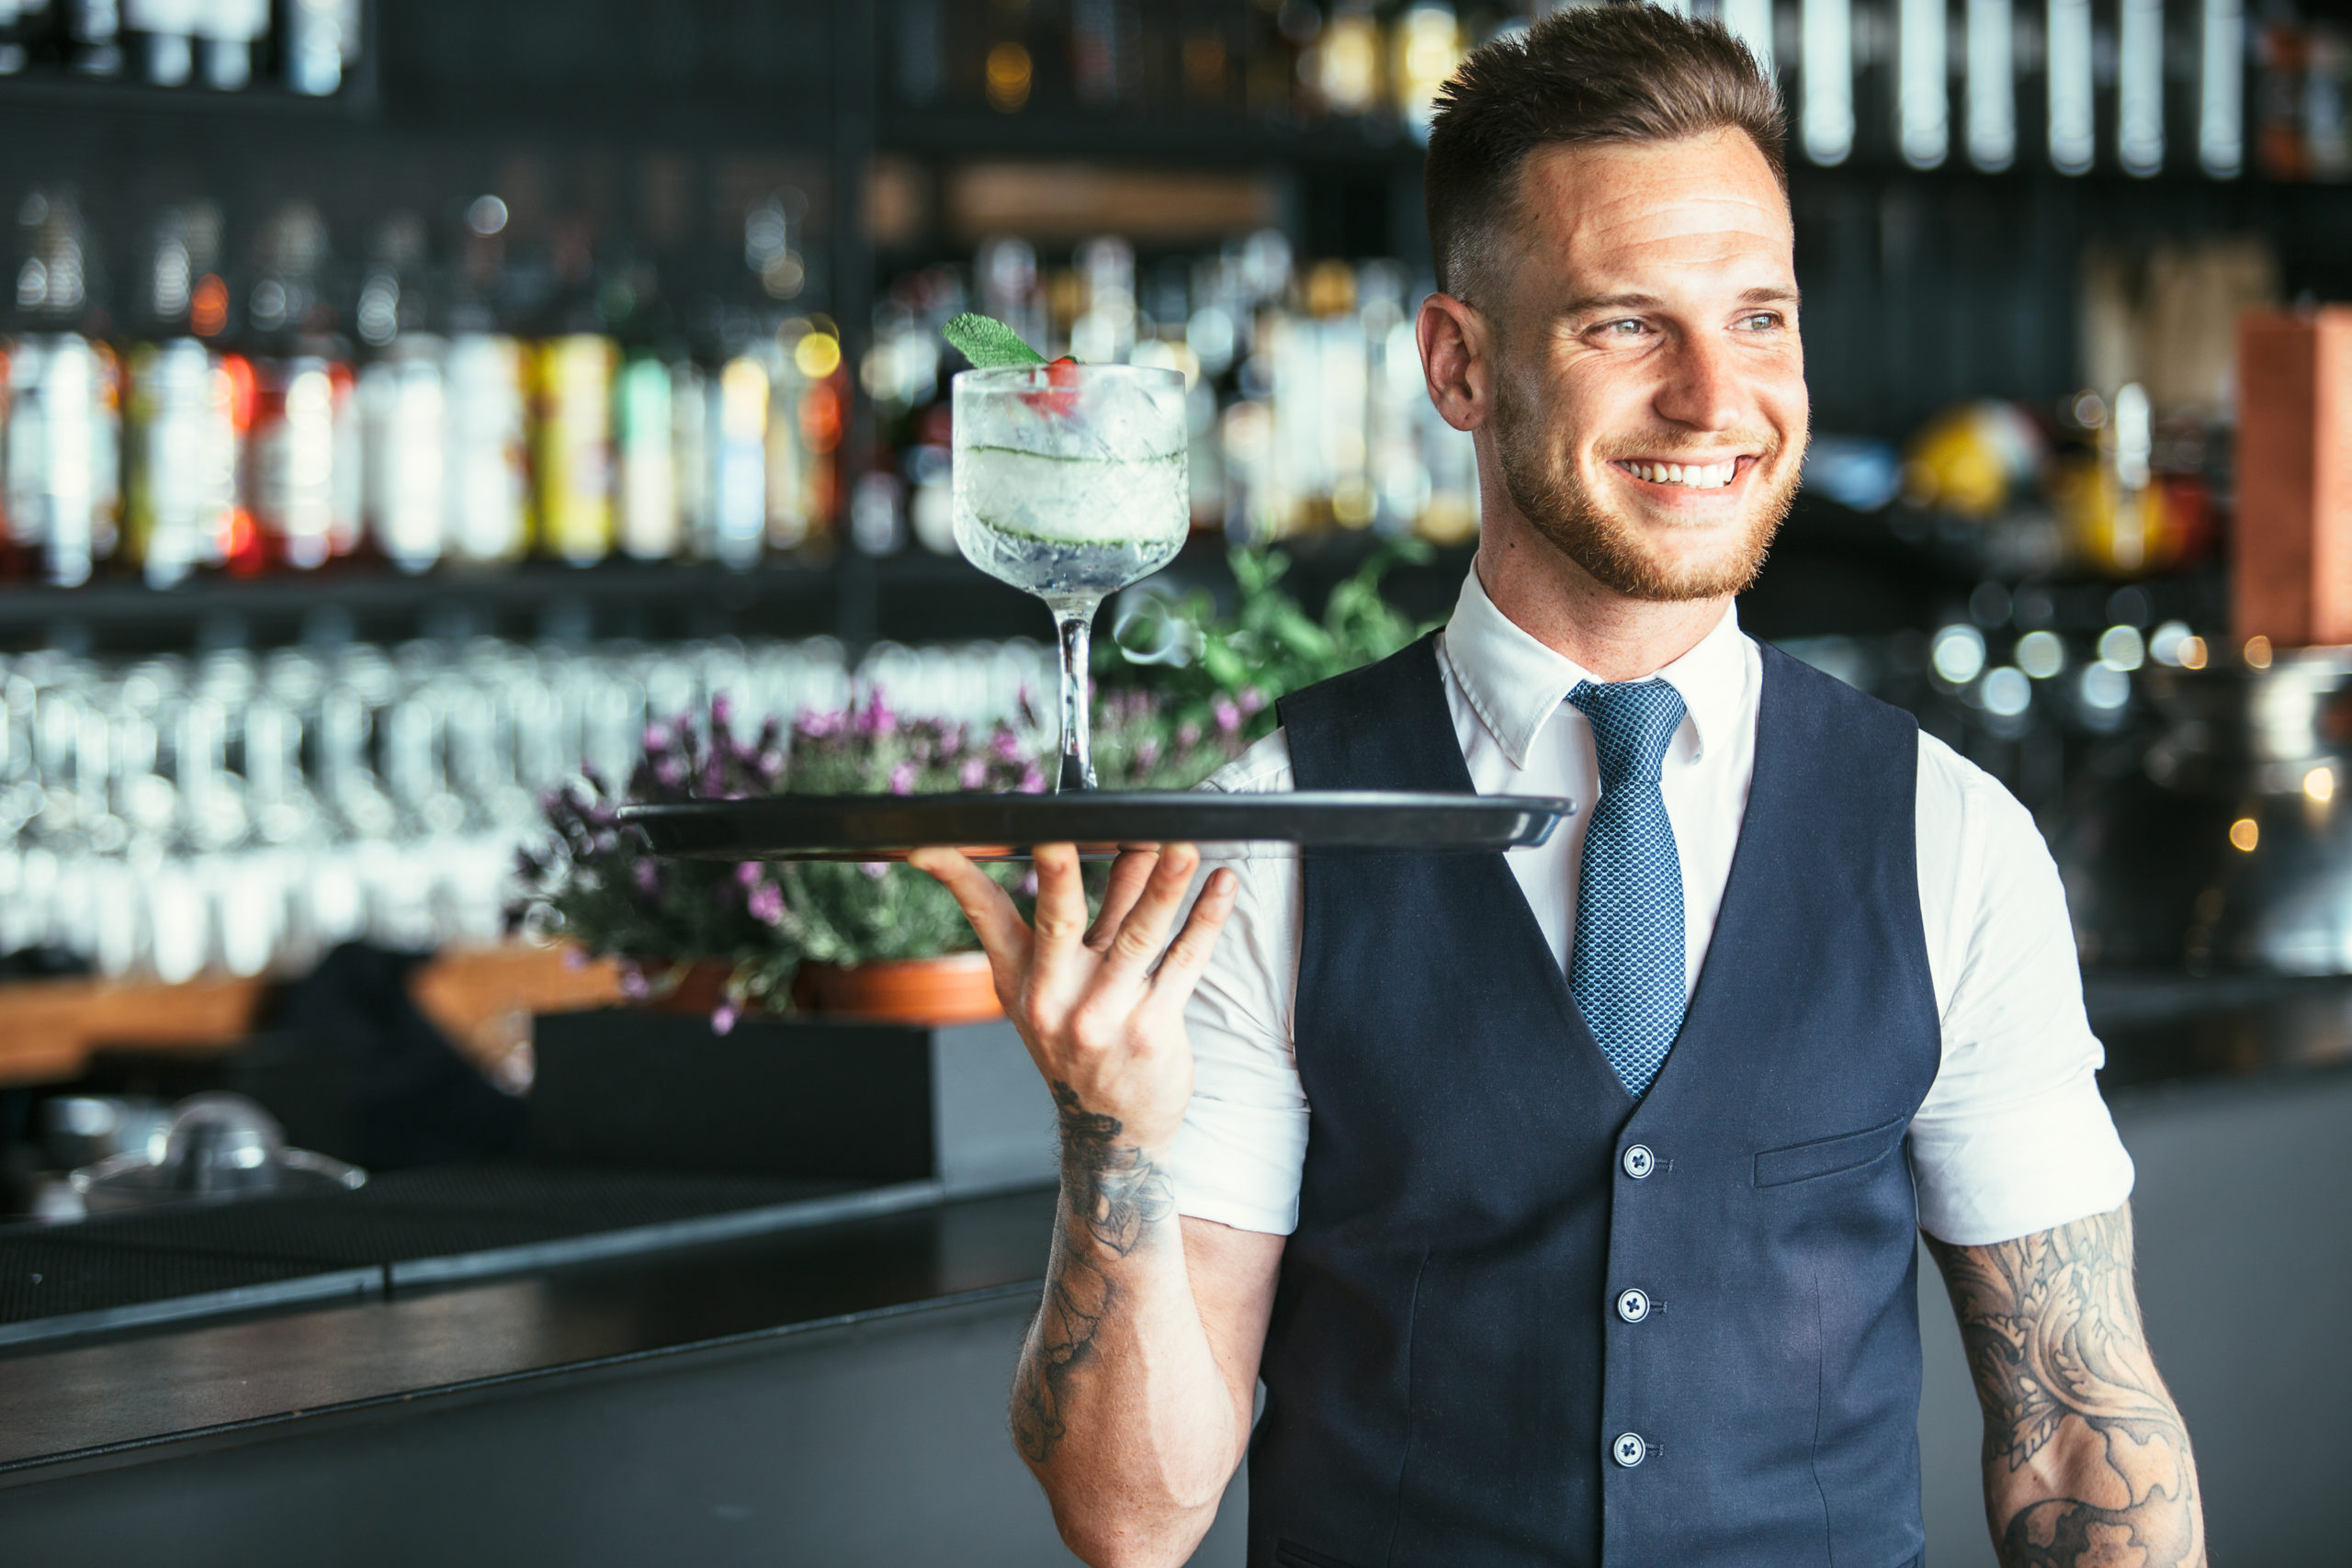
(510, 688), (1251, 1032)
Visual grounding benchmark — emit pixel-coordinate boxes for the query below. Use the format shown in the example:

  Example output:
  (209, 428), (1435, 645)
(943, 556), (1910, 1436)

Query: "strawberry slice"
(1018, 355), (1081, 418)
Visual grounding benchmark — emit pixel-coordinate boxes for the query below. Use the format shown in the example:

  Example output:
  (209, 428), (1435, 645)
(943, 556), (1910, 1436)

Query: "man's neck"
(1473, 509), (1733, 683)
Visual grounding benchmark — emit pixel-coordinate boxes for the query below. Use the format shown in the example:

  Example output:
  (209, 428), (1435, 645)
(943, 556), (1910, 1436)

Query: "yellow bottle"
(532, 333), (616, 564)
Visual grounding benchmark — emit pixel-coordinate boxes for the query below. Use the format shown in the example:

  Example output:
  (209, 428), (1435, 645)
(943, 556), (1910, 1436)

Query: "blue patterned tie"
(1567, 680), (1689, 1099)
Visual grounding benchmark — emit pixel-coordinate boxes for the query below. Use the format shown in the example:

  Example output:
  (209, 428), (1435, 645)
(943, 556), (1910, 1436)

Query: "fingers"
(1026, 841), (1092, 962)
(1085, 849), (1163, 951)
(1098, 844), (1207, 981)
(906, 847), (1031, 967)
(1148, 865), (1238, 1001)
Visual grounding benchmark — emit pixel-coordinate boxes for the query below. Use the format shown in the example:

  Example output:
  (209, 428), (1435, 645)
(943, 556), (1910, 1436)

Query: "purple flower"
(655, 757), (686, 789)
(1015, 868), (1038, 897)
(748, 881), (785, 924)
(1177, 720), (1203, 750)
(710, 692), (734, 730)
(990, 728), (1023, 761)
(1135, 736), (1160, 770)
(1213, 696), (1242, 736)
(562, 945), (589, 970)
(757, 751), (786, 782)
(735, 861), (764, 887)
(633, 860), (662, 897)
(859, 859), (890, 879)
(959, 758), (987, 789)
(857, 693), (898, 739)
(1238, 685), (1267, 716)
(1018, 763), (1047, 794)
(796, 708), (842, 740)
(710, 1001), (739, 1035)
(618, 963), (650, 998)
(642, 722), (673, 752)
(888, 760), (918, 795)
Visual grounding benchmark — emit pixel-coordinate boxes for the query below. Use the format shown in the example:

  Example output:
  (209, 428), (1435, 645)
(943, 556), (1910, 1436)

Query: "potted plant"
(511, 688), (1250, 1032)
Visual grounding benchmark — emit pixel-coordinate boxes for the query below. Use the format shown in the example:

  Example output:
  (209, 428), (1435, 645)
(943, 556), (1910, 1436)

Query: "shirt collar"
(1439, 567), (1749, 771)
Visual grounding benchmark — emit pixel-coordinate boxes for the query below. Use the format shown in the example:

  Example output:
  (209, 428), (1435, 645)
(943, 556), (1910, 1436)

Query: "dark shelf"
(0, 74), (376, 119)
(877, 107), (1425, 170)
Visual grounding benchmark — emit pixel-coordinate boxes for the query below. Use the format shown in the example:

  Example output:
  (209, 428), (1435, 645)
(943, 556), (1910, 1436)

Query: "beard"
(1488, 373), (1802, 604)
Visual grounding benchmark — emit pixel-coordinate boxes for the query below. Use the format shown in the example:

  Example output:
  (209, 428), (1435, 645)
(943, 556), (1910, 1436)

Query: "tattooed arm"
(1927, 1205), (2206, 1568)
(915, 843), (1283, 1568)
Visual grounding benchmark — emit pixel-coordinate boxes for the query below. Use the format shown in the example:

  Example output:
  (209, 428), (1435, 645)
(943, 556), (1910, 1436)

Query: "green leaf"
(943, 312), (1048, 368)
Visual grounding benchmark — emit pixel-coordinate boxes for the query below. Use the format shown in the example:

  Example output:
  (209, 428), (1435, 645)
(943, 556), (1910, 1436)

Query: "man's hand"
(910, 842), (1236, 1156)
(1928, 1205), (2206, 1568)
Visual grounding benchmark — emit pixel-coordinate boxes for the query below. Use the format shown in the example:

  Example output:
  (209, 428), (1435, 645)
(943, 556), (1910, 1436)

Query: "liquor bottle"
(243, 201), (358, 571)
(359, 337), (446, 573)
(196, 0), (266, 90)
(6, 190), (116, 587)
(441, 208), (529, 569)
(65, 0), (124, 75)
(443, 332), (528, 565)
(532, 333), (617, 565)
(1391, 4), (1462, 143)
(0, 2), (31, 76)
(282, 0), (358, 96)
(614, 347), (681, 560)
(704, 354), (766, 569)
(124, 0), (197, 85)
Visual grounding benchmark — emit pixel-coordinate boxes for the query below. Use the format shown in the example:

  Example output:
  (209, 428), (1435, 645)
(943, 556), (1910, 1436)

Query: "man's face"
(1476, 128), (1806, 602)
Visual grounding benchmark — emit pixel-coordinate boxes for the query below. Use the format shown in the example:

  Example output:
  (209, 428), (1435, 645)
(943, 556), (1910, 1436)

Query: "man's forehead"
(1510, 132), (1792, 297)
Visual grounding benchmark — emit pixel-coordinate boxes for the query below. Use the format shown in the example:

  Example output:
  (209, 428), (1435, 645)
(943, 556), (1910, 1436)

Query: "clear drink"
(952, 363), (1188, 789)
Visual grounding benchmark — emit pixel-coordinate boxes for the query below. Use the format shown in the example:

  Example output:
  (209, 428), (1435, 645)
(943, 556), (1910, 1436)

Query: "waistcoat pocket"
(1754, 1114), (1908, 1187)
(1274, 1540), (1362, 1568)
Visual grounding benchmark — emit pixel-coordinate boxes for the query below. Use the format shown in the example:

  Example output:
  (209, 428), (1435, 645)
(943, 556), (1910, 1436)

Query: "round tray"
(622, 791), (1572, 861)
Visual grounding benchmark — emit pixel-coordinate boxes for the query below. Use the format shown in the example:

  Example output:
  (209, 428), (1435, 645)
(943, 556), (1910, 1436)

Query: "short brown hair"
(1424, 4), (1786, 301)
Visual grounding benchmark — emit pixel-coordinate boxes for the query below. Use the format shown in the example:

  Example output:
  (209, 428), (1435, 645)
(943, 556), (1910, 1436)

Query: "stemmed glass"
(951, 362), (1189, 790)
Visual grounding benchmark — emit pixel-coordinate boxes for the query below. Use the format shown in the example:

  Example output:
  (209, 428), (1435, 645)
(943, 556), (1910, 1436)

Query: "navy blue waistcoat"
(1250, 634), (1940, 1568)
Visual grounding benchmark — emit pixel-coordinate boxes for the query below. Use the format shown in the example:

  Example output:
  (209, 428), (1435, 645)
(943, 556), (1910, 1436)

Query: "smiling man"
(915, 7), (2204, 1567)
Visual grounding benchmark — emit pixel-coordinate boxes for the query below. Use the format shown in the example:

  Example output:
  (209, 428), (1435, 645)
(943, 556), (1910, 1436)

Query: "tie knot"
(1569, 680), (1687, 790)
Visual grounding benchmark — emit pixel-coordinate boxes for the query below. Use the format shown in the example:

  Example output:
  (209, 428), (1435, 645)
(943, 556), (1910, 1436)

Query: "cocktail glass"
(952, 362), (1189, 791)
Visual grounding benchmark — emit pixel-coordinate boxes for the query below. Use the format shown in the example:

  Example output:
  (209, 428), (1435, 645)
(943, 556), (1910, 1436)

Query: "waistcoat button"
(1615, 1287), (1650, 1323)
(1622, 1144), (1655, 1179)
(1611, 1431), (1647, 1468)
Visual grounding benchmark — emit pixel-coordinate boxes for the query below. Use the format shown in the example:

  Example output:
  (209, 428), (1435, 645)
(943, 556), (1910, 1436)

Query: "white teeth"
(1625, 459), (1738, 489)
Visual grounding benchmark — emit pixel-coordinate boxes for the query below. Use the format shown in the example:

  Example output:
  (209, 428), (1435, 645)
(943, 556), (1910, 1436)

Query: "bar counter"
(0, 978), (2344, 1566)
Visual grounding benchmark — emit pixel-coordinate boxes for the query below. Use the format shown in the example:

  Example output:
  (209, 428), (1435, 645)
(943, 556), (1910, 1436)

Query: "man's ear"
(1418, 291), (1493, 434)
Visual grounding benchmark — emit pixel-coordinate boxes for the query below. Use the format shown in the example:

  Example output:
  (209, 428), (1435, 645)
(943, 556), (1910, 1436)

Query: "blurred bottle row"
(894, 0), (2346, 183)
(0, 0), (360, 96)
(896, 0), (1476, 141)
(869, 231), (1482, 553)
(2, 188), (848, 588)
(0, 631), (1048, 982)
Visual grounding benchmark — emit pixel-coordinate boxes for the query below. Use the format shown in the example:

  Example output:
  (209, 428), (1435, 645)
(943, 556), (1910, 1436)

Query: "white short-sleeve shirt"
(1169, 569), (2134, 1249)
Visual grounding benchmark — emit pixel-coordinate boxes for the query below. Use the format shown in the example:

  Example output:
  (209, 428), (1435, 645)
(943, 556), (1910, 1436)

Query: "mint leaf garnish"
(943, 312), (1048, 368)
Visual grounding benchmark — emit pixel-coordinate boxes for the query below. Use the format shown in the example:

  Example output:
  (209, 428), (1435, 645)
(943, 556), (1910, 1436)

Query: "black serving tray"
(623, 791), (1572, 861)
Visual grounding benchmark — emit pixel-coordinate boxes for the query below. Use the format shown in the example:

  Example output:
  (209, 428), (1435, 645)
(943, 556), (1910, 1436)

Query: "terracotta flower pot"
(791, 952), (1004, 1025)
(640, 953), (1002, 1026)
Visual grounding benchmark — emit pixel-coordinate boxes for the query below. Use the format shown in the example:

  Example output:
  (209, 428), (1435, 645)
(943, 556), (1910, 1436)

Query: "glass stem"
(1053, 604), (1098, 793)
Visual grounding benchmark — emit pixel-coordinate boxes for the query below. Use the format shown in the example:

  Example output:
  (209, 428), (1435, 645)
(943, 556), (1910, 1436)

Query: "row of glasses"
(0, 633), (1049, 985)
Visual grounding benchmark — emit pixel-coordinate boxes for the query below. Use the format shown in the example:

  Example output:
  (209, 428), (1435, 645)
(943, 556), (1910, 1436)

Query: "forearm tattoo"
(1011, 1080), (1177, 1464)
(1928, 1208), (2205, 1568)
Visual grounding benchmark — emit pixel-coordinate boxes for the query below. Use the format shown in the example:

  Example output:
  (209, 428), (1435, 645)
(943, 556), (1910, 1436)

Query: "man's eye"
(1741, 312), (1782, 331)
(1601, 319), (1647, 336)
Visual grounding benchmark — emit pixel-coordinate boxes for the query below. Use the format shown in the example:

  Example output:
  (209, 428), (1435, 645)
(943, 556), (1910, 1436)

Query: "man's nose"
(1651, 332), (1746, 433)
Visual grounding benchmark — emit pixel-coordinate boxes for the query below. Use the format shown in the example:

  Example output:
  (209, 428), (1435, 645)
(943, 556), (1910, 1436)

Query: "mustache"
(1598, 431), (1782, 460)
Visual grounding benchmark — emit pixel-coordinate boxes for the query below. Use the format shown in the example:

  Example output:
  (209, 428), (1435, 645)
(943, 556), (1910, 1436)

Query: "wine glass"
(951, 362), (1189, 790)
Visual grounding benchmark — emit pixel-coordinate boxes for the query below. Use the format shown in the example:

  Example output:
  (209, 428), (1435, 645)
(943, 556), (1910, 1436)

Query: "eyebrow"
(1556, 284), (1803, 317)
